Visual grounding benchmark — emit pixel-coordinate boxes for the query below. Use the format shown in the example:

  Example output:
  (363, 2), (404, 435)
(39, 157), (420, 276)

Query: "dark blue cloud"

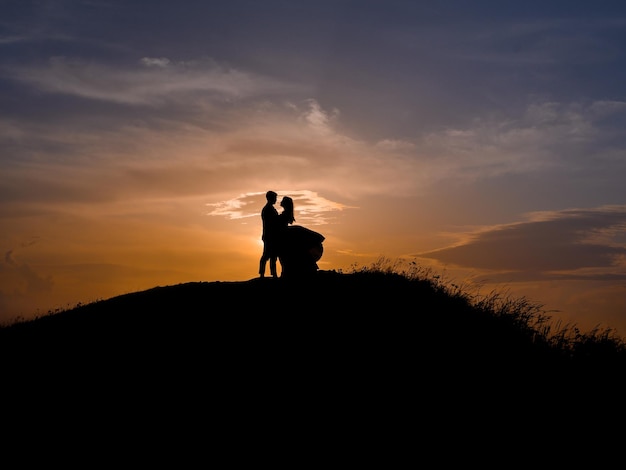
(416, 206), (626, 278)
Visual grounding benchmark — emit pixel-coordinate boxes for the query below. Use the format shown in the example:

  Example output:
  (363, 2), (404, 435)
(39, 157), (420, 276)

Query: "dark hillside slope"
(3, 269), (625, 440)
(3, 270), (623, 381)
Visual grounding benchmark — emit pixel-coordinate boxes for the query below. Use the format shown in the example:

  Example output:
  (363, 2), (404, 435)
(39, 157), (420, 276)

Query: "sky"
(1, 0), (626, 334)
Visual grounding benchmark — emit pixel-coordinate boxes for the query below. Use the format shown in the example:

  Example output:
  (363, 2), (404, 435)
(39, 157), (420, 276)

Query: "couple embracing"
(258, 190), (325, 279)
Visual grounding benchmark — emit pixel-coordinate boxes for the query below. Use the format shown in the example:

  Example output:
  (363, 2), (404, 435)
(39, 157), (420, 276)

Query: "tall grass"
(348, 256), (626, 364)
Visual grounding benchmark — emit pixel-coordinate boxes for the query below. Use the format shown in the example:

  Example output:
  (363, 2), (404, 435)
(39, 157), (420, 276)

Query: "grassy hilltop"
(2, 259), (625, 443)
(3, 259), (625, 376)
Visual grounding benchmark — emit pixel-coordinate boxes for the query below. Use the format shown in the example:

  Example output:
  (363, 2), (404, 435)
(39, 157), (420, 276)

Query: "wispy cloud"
(2, 91), (624, 213)
(299, 99), (340, 136)
(1, 56), (303, 105)
(206, 190), (355, 225)
(0, 35), (29, 44)
(2, 247), (54, 295)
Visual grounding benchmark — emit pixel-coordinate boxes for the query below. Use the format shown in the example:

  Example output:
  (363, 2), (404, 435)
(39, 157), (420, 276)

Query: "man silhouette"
(258, 190), (279, 278)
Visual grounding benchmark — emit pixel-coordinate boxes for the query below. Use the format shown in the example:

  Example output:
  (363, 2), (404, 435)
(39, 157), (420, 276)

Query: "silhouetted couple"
(259, 190), (324, 279)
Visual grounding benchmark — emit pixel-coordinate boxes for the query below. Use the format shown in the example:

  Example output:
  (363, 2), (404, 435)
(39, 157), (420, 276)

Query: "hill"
(2, 267), (624, 446)
(3, 268), (625, 377)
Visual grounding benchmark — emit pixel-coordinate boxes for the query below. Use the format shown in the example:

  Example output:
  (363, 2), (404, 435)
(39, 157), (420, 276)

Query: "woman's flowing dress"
(278, 225), (325, 278)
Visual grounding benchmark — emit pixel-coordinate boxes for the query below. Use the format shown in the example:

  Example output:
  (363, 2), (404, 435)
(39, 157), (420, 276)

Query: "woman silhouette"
(276, 196), (324, 278)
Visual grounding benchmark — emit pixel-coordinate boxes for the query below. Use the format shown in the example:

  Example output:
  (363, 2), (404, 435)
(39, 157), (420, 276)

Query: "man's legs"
(259, 255), (267, 277)
(269, 256), (278, 278)
(260, 243), (279, 278)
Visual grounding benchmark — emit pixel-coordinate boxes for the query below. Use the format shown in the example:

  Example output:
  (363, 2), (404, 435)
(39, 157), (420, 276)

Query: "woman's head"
(280, 196), (293, 210)
(280, 196), (295, 223)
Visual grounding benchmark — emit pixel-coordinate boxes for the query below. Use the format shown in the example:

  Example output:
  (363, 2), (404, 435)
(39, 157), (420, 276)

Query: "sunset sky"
(2, 1), (626, 334)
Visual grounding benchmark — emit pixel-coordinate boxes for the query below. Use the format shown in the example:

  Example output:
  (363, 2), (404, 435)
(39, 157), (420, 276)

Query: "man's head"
(266, 191), (278, 203)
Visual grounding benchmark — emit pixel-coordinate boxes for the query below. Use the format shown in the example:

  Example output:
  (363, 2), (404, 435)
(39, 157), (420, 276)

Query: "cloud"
(1, 56), (302, 105)
(0, 35), (28, 44)
(0, 94), (622, 217)
(2, 247), (54, 295)
(206, 190), (356, 225)
(299, 99), (340, 135)
(140, 57), (171, 68)
(415, 205), (626, 280)
(415, 99), (626, 192)
(1, 45), (625, 211)
(375, 139), (416, 152)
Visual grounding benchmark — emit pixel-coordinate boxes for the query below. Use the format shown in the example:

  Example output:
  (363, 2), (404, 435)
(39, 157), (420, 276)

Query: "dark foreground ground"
(2, 270), (624, 453)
